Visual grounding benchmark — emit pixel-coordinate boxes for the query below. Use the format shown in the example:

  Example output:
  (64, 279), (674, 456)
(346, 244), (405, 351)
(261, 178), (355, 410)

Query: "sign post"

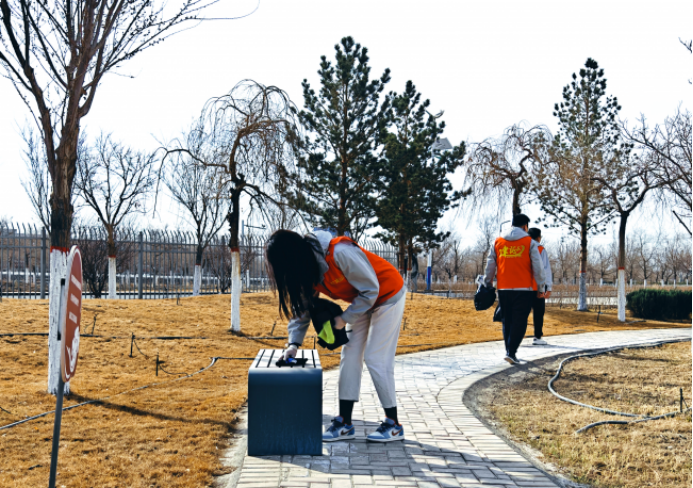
(48, 246), (82, 488)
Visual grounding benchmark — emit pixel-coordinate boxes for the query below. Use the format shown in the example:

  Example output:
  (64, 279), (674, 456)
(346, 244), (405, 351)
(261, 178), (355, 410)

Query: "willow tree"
(533, 58), (628, 311)
(166, 80), (299, 331)
(463, 123), (550, 216)
(0, 0), (226, 394)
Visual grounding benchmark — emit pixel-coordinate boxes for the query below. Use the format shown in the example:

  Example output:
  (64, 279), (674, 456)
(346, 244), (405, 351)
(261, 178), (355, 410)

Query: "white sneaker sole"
(504, 356), (519, 365)
(322, 433), (355, 443)
(366, 434), (405, 443)
(533, 341), (547, 346)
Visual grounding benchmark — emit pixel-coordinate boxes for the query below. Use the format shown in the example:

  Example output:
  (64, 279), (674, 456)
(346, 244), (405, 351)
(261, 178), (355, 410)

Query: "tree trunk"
(193, 245), (203, 296)
(397, 232), (406, 277)
(577, 221), (588, 311)
(47, 166), (75, 395)
(229, 190), (242, 332)
(511, 188), (521, 215)
(107, 225), (117, 299)
(617, 213), (628, 321)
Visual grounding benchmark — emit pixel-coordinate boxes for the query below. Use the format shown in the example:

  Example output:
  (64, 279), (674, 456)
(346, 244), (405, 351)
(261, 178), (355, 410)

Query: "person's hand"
(537, 291), (545, 299)
(544, 290), (552, 298)
(282, 344), (298, 360)
(333, 315), (347, 330)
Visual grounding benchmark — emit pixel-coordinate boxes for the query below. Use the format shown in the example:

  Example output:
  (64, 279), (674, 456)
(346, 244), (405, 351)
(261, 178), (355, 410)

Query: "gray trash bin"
(248, 349), (323, 456)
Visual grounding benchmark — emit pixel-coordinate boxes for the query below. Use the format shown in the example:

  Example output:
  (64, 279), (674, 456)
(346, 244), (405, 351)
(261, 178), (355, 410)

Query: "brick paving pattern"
(229, 328), (690, 488)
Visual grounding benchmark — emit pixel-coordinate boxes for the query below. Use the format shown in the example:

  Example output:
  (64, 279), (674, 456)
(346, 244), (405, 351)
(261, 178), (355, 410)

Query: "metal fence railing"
(0, 224), (398, 300)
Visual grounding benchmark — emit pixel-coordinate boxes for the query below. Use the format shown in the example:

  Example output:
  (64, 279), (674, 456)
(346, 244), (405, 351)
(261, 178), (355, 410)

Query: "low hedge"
(625, 289), (692, 320)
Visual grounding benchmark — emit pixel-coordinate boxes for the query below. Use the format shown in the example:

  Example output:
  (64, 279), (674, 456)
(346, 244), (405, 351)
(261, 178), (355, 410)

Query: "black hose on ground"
(546, 338), (692, 433)
(576, 407), (692, 433)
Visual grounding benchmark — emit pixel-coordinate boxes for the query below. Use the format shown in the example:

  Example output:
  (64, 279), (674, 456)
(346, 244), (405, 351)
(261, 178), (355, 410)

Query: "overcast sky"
(0, 0), (690, 245)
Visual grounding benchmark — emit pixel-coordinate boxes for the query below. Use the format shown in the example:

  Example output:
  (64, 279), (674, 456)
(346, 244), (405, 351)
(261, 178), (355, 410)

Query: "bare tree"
(255, 199), (305, 234)
(20, 128), (53, 231)
(20, 127), (86, 231)
(591, 130), (670, 319)
(0, 0), (226, 395)
(471, 215), (497, 278)
(165, 80), (299, 331)
(681, 38), (692, 84)
(623, 107), (692, 235)
(462, 123), (550, 216)
(165, 122), (228, 296)
(75, 134), (156, 299)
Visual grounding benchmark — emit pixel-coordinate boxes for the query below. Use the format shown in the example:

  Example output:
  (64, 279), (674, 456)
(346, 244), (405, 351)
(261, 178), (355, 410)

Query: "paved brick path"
(225, 328), (690, 488)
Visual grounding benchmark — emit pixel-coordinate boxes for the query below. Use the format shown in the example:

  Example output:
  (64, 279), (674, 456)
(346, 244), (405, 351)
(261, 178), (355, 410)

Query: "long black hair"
(265, 230), (322, 320)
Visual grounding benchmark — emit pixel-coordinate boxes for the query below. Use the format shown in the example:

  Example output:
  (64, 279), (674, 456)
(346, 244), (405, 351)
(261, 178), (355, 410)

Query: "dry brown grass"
(0, 292), (687, 487)
(483, 342), (692, 488)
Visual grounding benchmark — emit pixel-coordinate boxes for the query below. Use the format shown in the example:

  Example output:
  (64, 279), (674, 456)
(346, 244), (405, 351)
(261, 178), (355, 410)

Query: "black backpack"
(474, 284), (497, 311)
(309, 297), (350, 350)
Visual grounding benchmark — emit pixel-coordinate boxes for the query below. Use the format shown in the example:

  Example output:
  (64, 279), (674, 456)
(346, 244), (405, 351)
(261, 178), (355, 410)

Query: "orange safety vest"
(494, 236), (537, 290)
(314, 236), (403, 307)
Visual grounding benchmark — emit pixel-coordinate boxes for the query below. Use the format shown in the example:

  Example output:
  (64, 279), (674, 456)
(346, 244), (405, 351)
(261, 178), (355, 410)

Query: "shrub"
(626, 289), (692, 320)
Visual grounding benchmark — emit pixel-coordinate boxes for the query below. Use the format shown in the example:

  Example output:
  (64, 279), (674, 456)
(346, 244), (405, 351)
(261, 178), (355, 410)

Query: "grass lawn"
(479, 342), (692, 488)
(0, 292), (687, 487)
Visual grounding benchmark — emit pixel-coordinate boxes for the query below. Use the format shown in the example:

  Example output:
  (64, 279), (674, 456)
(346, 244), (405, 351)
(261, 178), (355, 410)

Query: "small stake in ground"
(49, 246), (82, 488)
(130, 333), (135, 358)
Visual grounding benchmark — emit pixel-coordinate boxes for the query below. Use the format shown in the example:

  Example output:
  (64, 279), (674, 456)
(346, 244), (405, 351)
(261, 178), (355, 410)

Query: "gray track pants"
(338, 293), (406, 408)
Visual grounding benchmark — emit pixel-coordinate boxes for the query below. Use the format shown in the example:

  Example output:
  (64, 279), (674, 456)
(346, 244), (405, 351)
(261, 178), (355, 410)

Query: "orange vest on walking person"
(314, 236), (404, 307)
(494, 236), (537, 290)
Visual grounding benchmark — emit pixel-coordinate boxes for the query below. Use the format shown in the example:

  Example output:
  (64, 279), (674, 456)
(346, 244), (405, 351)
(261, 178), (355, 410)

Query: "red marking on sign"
(60, 246), (83, 383)
(50, 246), (69, 253)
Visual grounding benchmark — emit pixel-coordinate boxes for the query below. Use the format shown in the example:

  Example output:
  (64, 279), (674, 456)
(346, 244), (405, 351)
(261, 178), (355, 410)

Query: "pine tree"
(533, 58), (628, 311)
(375, 81), (465, 275)
(290, 37), (391, 238)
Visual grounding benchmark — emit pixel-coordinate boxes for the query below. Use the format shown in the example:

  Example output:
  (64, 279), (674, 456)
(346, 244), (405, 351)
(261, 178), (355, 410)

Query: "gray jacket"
(538, 244), (553, 292)
(483, 227), (546, 291)
(287, 231), (405, 346)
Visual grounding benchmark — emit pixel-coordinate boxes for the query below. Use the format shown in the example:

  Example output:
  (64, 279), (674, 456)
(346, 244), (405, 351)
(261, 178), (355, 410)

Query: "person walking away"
(483, 214), (546, 364)
(527, 228), (552, 345)
(265, 230), (406, 443)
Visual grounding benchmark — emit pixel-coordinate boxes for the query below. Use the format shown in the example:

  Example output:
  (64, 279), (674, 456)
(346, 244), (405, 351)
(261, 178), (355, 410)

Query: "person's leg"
(507, 291), (534, 357)
(337, 311), (371, 407)
(362, 294), (406, 443)
(498, 291), (512, 355)
(324, 313), (371, 442)
(339, 399), (355, 425)
(363, 294), (406, 413)
(533, 296), (545, 339)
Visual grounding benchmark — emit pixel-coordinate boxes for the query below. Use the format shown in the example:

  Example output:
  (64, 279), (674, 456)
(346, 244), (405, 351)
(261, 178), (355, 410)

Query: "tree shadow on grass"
(68, 392), (234, 428)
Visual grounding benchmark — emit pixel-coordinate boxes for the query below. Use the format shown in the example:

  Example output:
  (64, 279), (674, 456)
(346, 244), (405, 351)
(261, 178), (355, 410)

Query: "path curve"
(220, 328), (690, 488)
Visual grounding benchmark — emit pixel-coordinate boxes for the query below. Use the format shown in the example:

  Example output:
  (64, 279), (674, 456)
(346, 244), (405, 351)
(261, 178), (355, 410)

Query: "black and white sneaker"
(533, 338), (547, 345)
(504, 354), (521, 365)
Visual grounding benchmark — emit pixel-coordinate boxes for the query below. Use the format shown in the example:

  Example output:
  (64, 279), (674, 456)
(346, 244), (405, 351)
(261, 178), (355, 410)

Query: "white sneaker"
(533, 338), (547, 345)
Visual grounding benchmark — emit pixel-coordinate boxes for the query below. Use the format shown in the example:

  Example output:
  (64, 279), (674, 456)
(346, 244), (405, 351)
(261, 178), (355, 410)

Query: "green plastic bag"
(317, 320), (335, 344)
